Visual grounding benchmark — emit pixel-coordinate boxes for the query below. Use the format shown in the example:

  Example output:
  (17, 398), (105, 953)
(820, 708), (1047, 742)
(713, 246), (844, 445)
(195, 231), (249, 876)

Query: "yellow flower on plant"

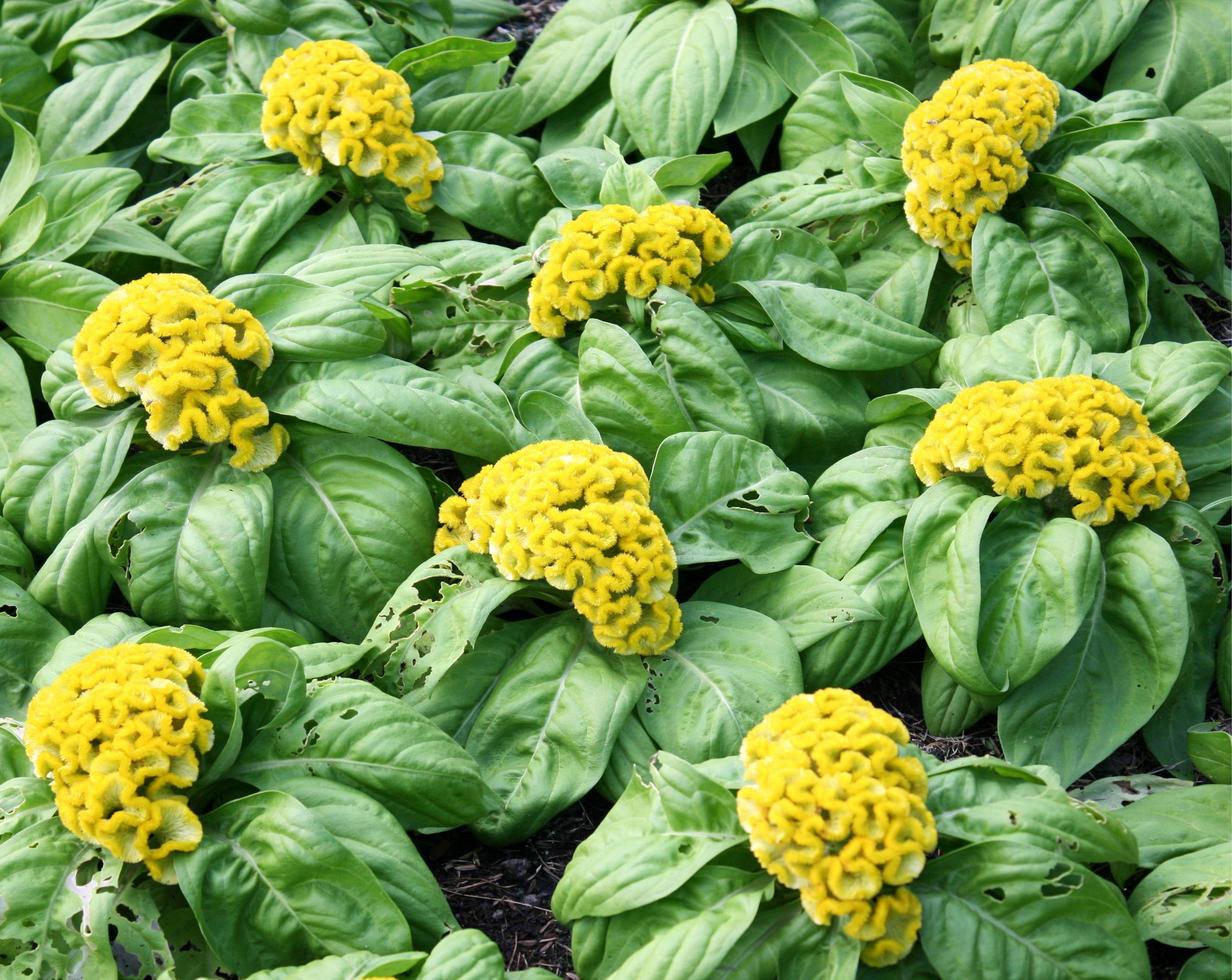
(911, 376), (1189, 526)
(24, 643), (214, 885)
(901, 58), (1059, 272)
(260, 38), (443, 212)
(738, 689), (936, 968)
(73, 273), (288, 471)
(435, 440), (681, 655)
(528, 203), (732, 338)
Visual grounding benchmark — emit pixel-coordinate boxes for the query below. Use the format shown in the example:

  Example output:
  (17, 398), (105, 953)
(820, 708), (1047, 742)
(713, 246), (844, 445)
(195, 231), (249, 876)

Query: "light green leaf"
(417, 929), (506, 980)
(1114, 784), (1230, 868)
(433, 132), (555, 240)
(1129, 843), (1232, 949)
(221, 170), (335, 276)
(1187, 723), (1232, 784)
(0, 337), (36, 474)
(0, 577), (68, 714)
(713, 20), (790, 136)
(1105, 0), (1231, 111)
(754, 13), (856, 97)
(23, 167), (141, 263)
(148, 93), (275, 165)
(0, 110), (39, 220)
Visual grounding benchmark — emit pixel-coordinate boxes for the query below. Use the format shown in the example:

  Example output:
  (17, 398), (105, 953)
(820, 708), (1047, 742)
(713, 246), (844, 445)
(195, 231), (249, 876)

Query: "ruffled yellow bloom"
(24, 643), (214, 884)
(901, 59), (1059, 272)
(911, 376), (1189, 526)
(436, 440), (681, 654)
(738, 689), (935, 968)
(260, 39), (442, 212)
(528, 203), (732, 337)
(73, 273), (288, 471)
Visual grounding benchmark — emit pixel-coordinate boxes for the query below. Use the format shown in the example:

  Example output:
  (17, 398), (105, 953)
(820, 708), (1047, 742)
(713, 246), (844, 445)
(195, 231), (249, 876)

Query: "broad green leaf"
(433, 132), (555, 240)
(58, 0), (197, 49)
(241, 951), (426, 980)
(231, 679), (492, 829)
(999, 523), (1189, 785)
(637, 601), (800, 761)
(754, 13), (855, 97)
(214, 0), (290, 33)
(1114, 784), (1231, 868)
(0, 577), (68, 714)
(707, 899), (862, 980)
(417, 929), (506, 980)
(0, 110), (38, 220)
(1105, 0), (1231, 112)
(713, 20), (789, 136)
(935, 315), (1094, 387)
(283, 243), (423, 299)
(22, 167), (141, 264)
(518, 389), (603, 442)
(1178, 950), (1232, 980)
(26, 514), (113, 627)
(267, 428), (436, 643)
(0, 31), (55, 130)
(825, 0), (913, 86)
(552, 752), (745, 921)
(466, 614), (646, 844)
(0, 337), (36, 474)
(650, 430), (812, 573)
(1177, 81), (1232, 156)
(390, 36), (514, 81)
(148, 93), (275, 165)
(176, 791), (413, 974)
(1129, 843), (1232, 949)
(1187, 723), (1232, 784)
(76, 213), (199, 266)
(221, 171), (335, 276)
(577, 319), (692, 467)
(970, 210), (1130, 352)
(922, 653), (1001, 735)
(93, 454), (272, 630)
(0, 514), (33, 586)
(1095, 341), (1232, 434)
(510, 0), (646, 127)
(611, 0), (738, 156)
(918, 839), (1150, 978)
(36, 46), (171, 161)
(737, 281), (940, 370)
(0, 194), (46, 265)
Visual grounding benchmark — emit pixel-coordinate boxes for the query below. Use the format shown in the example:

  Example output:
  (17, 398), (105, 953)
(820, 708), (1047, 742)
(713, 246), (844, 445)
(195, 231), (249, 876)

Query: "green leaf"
(1187, 723), (1232, 784)
(922, 653), (1001, 735)
(0, 337), (36, 475)
(1129, 843), (1232, 949)
(713, 20), (790, 136)
(148, 93), (275, 165)
(284, 243), (423, 299)
(737, 281), (940, 370)
(754, 13), (855, 97)
(637, 601), (800, 761)
(36, 46), (171, 161)
(577, 319), (692, 467)
(26, 514), (113, 627)
(1105, 0), (1231, 112)
(510, 0), (647, 127)
(433, 132), (555, 240)
(0, 577), (68, 714)
(918, 839), (1150, 978)
(175, 790), (413, 974)
(650, 430), (812, 573)
(0, 194), (46, 265)
(970, 210), (1130, 352)
(0, 31), (55, 131)
(0, 109), (39, 221)
(692, 564), (881, 650)
(215, 0), (290, 34)
(0, 514), (33, 586)
(417, 929), (506, 980)
(936, 315), (1094, 387)
(999, 522), (1190, 785)
(221, 171), (335, 276)
(1, 411), (139, 554)
(241, 951), (426, 980)
(231, 678), (493, 829)
(390, 36), (515, 82)
(1114, 784), (1231, 868)
(1179, 950), (1232, 980)
(267, 428), (436, 643)
(825, 0), (913, 86)
(611, 0), (738, 156)
(1177, 82), (1232, 157)
(261, 355), (526, 460)
(652, 288), (764, 441)
(1096, 341), (1232, 435)
(466, 614), (646, 844)
(57, 0), (197, 49)
(267, 776), (457, 944)
(22, 166), (140, 264)
(552, 752), (745, 921)
(518, 389), (602, 442)
(93, 454), (272, 630)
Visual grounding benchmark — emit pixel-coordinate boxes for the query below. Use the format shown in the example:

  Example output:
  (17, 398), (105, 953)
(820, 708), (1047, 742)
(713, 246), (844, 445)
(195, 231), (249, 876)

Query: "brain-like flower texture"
(73, 273), (288, 471)
(24, 643), (214, 884)
(901, 58), (1059, 272)
(260, 39), (442, 211)
(528, 203), (732, 338)
(911, 375), (1189, 526)
(738, 689), (936, 968)
(435, 440), (681, 655)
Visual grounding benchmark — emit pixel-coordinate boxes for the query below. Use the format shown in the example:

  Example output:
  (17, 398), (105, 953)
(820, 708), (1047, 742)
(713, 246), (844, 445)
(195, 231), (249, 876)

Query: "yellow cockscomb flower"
(260, 39), (443, 212)
(901, 58), (1059, 272)
(24, 643), (214, 884)
(73, 273), (288, 471)
(528, 203), (732, 338)
(911, 376), (1189, 526)
(435, 440), (681, 655)
(737, 689), (936, 968)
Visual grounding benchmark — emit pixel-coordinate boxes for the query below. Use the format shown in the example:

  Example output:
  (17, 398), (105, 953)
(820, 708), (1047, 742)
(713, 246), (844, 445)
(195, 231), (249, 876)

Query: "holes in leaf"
(1145, 67), (1156, 78)
(700, 615), (719, 624)
(0, 605), (15, 618)
(340, 708), (358, 720)
(983, 886), (1006, 902)
(1041, 862), (1082, 897)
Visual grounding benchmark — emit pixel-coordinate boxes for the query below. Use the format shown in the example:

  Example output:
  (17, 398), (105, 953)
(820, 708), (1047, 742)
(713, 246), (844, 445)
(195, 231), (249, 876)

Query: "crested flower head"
(435, 440), (681, 654)
(911, 375), (1189, 526)
(738, 689), (936, 968)
(24, 643), (215, 884)
(901, 58), (1059, 272)
(260, 38), (442, 211)
(528, 203), (732, 338)
(73, 273), (288, 471)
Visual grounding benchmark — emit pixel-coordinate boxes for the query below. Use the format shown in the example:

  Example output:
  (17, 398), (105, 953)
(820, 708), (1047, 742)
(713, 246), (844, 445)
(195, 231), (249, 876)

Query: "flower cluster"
(435, 440), (681, 655)
(737, 689), (936, 968)
(528, 203), (732, 337)
(24, 643), (214, 884)
(911, 376), (1189, 526)
(260, 39), (442, 211)
(73, 273), (288, 471)
(901, 58), (1059, 272)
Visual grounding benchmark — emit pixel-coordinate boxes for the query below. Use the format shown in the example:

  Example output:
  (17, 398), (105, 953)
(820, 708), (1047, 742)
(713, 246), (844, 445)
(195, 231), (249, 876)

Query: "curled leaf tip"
(435, 439), (681, 655)
(260, 38), (442, 212)
(528, 203), (732, 337)
(24, 643), (214, 884)
(738, 689), (935, 967)
(73, 272), (287, 471)
(902, 58), (1059, 273)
